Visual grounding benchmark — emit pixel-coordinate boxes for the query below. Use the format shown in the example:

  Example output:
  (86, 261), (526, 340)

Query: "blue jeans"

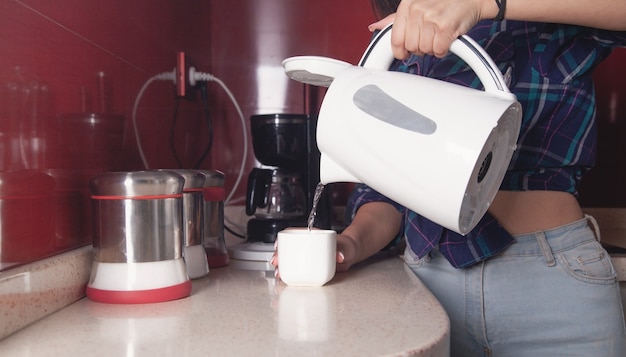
(404, 216), (626, 356)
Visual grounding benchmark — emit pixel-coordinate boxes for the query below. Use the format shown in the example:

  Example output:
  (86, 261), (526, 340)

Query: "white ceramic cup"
(277, 228), (336, 287)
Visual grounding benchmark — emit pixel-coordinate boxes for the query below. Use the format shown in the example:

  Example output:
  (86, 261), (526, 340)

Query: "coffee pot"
(246, 167), (306, 219)
(238, 114), (332, 251)
(282, 23), (522, 234)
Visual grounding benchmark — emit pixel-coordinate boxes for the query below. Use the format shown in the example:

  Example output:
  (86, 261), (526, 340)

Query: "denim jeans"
(404, 216), (626, 356)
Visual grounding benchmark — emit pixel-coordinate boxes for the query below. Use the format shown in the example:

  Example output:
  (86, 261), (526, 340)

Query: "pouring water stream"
(307, 182), (325, 231)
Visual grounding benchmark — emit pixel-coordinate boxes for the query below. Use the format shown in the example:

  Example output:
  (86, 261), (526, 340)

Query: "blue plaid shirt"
(348, 20), (626, 268)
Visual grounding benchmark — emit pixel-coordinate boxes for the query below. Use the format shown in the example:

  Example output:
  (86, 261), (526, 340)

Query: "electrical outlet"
(176, 51), (187, 97)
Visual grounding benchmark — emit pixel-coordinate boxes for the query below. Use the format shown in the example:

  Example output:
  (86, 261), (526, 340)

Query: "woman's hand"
(270, 232), (358, 280)
(271, 202), (401, 280)
(370, 0), (626, 59)
(369, 0), (494, 59)
(335, 233), (360, 272)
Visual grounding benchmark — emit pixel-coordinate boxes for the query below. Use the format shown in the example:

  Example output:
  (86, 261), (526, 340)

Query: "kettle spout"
(319, 154), (361, 185)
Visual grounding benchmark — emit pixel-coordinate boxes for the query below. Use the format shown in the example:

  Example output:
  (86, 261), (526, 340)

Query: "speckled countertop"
(0, 253), (450, 357)
(0, 246), (92, 338)
(0, 205), (449, 356)
(3, 205), (626, 356)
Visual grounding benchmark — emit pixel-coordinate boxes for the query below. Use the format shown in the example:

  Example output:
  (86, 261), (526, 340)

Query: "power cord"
(193, 81), (214, 169)
(225, 224), (245, 239)
(169, 95), (183, 168)
(132, 67), (248, 208)
(132, 70), (176, 170)
(189, 67), (248, 206)
(167, 81), (213, 169)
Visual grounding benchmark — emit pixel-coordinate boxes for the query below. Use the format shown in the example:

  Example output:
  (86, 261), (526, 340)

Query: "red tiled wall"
(1, 0), (624, 268)
(579, 49), (626, 206)
(0, 0), (374, 268)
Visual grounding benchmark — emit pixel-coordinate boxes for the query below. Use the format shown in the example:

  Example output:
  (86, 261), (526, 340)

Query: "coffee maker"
(237, 113), (332, 258)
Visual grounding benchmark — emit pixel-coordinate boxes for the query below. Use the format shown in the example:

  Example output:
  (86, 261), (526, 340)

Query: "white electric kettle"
(282, 24), (522, 234)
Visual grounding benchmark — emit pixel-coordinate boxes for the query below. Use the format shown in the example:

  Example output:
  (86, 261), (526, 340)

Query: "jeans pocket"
(403, 246), (430, 270)
(556, 241), (617, 285)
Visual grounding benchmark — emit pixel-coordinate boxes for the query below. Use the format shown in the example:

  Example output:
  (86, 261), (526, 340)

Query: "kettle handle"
(358, 23), (513, 98)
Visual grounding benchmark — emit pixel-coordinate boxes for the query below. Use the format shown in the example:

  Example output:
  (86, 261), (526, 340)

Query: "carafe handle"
(245, 168), (272, 216)
(358, 23), (515, 100)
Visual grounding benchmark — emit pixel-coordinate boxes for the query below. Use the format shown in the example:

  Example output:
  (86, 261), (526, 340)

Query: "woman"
(276, 0), (626, 355)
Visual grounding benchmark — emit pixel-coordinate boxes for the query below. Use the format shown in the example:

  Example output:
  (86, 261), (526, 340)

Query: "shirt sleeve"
(346, 184), (404, 219)
(589, 28), (626, 48)
(345, 184), (405, 248)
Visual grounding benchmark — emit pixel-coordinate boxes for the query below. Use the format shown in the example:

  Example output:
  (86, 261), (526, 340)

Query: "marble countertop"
(4, 205), (626, 356)
(0, 253), (449, 356)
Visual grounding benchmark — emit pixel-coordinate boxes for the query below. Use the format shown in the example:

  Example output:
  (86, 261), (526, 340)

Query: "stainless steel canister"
(161, 169), (209, 279)
(159, 169), (205, 247)
(90, 171), (185, 263)
(198, 170), (229, 267)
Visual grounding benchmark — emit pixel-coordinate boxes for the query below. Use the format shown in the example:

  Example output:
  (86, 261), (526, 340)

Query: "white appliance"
(282, 23), (521, 234)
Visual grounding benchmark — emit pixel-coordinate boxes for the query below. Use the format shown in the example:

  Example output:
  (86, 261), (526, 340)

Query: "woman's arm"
(372, 0), (626, 58)
(502, 0), (626, 30)
(336, 201), (402, 272)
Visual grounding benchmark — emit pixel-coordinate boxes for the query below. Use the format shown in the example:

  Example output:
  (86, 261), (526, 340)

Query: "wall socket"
(176, 51), (188, 97)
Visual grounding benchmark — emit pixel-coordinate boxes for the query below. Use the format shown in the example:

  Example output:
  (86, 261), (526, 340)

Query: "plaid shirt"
(348, 21), (626, 268)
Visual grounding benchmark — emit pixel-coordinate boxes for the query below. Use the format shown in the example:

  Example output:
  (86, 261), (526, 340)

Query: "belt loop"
(584, 214), (601, 242)
(535, 231), (556, 267)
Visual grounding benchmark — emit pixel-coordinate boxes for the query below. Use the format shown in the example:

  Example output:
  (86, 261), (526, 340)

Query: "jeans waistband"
(502, 215), (598, 258)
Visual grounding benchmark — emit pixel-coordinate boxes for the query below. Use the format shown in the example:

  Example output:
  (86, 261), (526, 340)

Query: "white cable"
(190, 67), (248, 206)
(132, 71), (175, 169)
(132, 68), (247, 206)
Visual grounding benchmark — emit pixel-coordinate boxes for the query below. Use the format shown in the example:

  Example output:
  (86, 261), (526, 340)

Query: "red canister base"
(86, 281), (192, 304)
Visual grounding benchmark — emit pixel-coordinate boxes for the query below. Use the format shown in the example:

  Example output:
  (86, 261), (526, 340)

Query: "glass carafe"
(246, 168), (306, 219)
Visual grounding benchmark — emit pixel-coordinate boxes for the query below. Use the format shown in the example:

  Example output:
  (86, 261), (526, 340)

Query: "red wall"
(579, 49), (626, 206)
(0, 0), (374, 268)
(0, 0), (624, 268)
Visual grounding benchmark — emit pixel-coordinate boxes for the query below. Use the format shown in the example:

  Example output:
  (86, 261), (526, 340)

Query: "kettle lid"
(282, 56), (351, 87)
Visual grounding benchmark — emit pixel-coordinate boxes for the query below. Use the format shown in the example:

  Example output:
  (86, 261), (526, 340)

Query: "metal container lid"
(198, 170), (225, 187)
(158, 169), (205, 190)
(90, 171), (184, 197)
